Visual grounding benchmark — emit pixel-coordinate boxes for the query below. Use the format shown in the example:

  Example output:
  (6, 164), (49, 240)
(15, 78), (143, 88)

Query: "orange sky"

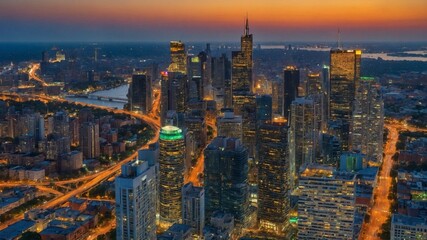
(1, 0), (426, 41)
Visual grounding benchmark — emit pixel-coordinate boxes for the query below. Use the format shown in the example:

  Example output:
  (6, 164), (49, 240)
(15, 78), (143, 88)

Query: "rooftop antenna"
(245, 13), (249, 36)
(337, 28), (342, 49)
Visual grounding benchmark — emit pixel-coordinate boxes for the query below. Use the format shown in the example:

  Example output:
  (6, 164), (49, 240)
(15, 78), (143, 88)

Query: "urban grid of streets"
(1, 63), (426, 239)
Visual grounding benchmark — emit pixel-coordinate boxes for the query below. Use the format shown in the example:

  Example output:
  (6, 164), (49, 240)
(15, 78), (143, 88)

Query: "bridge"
(69, 94), (128, 103)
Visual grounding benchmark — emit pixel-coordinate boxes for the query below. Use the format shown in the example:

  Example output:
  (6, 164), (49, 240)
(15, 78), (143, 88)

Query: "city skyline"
(1, 0), (427, 42)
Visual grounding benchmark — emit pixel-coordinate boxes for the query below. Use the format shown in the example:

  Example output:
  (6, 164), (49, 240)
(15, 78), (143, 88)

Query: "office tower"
(188, 76), (203, 102)
(329, 49), (361, 150)
(204, 137), (249, 226)
(256, 95), (272, 123)
(115, 160), (157, 240)
(79, 122), (100, 159)
(216, 109), (243, 140)
(351, 77), (384, 163)
(231, 16), (253, 105)
(159, 126), (185, 226)
(298, 164), (356, 240)
(185, 114), (207, 152)
(182, 182), (205, 237)
(289, 98), (316, 190)
(169, 41), (187, 74)
(271, 79), (283, 115)
(319, 133), (341, 166)
(257, 122), (290, 234)
(283, 66), (300, 118)
(306, 72), (322, 96)
(128, 72), (152, 114)
(233, 93), (256, 158)
(161, 71), (187, 126)
(188, 55), (202, 80)
(212, 54), (230, 89)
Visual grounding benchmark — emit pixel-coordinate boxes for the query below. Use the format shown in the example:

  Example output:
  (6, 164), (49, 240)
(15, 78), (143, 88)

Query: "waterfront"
(66, 84), (129, 109)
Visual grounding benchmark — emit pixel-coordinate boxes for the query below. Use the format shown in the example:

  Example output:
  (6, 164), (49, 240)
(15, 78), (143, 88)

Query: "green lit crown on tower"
(160, 125), (184, 141)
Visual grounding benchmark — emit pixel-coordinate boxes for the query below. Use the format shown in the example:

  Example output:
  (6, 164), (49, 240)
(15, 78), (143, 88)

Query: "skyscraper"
(128, 72), (152, 114)
(182, 182), (205, 237)
(257, 122), (290, 234)
(115, 160), (157, 240)
(159, 126), (185, 226)
(79, 122), (100, 159)
(351, 77), (384, 163)
(256, 95), (273, 123)
(216, 109), (243, 140)
(298, 164), (356, 239)
(329, 49), (361, 150)
(231, 16), (253, 102)
(283, 66), (300, 118)
(289, 98), (316, 190)
(169, 41), (187, 74)
(204, 137), (249, 227)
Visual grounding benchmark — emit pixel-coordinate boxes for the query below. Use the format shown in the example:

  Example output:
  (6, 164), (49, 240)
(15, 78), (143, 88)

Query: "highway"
(358, 119), (427, 239)
(28, 63), (48, 86)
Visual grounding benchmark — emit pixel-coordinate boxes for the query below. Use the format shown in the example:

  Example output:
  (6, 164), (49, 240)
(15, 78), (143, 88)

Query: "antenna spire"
(337, 28), (342, 49)
(245, 13), (249, 36)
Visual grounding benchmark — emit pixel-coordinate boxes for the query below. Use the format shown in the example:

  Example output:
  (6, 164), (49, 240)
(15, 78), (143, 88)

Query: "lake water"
(65, 84), (129, 109)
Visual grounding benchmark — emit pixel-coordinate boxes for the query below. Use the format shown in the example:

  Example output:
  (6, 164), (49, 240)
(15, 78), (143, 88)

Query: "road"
(185, 119), (217, 186)
(358, 119), (427, 239)
(28, 63), (48, 86)
(0, 90), (161, 231)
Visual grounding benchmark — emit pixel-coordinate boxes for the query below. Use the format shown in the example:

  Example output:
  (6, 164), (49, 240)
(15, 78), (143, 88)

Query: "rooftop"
(160, 125), (184, 141)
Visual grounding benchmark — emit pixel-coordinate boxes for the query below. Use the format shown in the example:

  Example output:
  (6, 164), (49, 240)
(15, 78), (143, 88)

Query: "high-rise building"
(298, 164), (356, 240)
(256, 95), (272, 123)
(283, 66), (300, 118)
(161, 71), (187, 126)
(204, 137), (249, 226)
(128, 72), (152, 114)
(391, 214), (427, 240)
(169, 41), (187, 74)
(231, 16), (253, 105)
(216, 109), (243, 140)
(351, 77), (384, 163)
(233, 93), (256, 158)
(329, 49), (361, 150)
(79, 122), (100, 159)
(159, 126), (185, 226)
(289, 98), (317, 190)
(115, 160), (157, 240)
(257, 122), (290, 234)
(182, 182), (205, 237)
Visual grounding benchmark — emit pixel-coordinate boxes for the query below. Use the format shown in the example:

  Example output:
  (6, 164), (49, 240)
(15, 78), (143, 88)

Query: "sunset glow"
(1, 0), (426, 41)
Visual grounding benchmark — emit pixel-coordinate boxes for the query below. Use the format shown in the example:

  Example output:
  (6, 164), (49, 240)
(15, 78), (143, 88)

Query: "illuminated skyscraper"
(233, 93), (256, 158)
(329, 49), (361, 150)
(283, 66), (300, 118)
(257, 122), (290, 234)
(256, 95), (272, 123)
(182, 182), (205, 237)
(231, 16), (253, 101)
(204, 137), (249, 227)
(298, 165), (356, 239)
(216, 109), (243, 140)
(115, 160), (157, 240)
(169, 41), (187, 74)
(79, 122), (99, 159)
(128, 72), (152, 113)
(351, 77), (384, 163)
(161, 71), (187, 126)
(289, 98), (316, 190)
(159, 126), (185, 226)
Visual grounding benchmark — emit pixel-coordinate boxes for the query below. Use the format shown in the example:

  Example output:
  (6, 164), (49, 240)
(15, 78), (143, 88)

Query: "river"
(65, 84), (129, 109)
